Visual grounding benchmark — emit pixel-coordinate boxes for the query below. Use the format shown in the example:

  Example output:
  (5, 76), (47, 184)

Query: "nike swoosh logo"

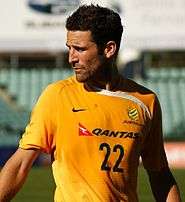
(72, 108), (86, 112)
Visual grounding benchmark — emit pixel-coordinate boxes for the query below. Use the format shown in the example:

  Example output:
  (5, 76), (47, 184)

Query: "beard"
(72, 54), (109, 83)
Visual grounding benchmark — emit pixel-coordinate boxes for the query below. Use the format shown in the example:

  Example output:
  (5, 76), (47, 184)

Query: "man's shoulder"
(47, 75), (78, 91)
(40, 75), (78, 97)
(120, 77), (158, 108)
(121, 78), (155, 95)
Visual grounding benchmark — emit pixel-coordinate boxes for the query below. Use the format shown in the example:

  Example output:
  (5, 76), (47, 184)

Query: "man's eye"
(76, 47), (85, 52)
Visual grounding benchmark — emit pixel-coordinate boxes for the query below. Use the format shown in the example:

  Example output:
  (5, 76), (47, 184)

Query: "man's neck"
(84, 68), (121, 91)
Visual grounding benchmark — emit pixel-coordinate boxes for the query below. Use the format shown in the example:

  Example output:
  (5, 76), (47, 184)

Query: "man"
(0, 4), (181, 202)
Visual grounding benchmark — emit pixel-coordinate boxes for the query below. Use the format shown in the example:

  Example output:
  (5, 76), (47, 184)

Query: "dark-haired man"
(0, 4), (181, 202)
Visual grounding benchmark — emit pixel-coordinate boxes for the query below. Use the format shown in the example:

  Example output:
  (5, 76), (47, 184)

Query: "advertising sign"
(121, 0), (185, 50)
(0, 0), (185, 51)
(0, 0), (80, 52)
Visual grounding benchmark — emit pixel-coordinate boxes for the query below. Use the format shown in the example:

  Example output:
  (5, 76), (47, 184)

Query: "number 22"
(99, 143), (124, 172)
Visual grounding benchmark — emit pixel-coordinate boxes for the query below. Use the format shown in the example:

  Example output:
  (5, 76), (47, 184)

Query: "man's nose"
(68, 49), (78, 63)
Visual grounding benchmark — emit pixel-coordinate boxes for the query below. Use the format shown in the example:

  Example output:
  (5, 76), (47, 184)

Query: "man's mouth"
(73, 65), (84, 72)
(73, 67), (82, 73)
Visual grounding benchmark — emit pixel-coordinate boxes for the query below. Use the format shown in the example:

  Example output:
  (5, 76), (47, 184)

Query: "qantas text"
(92, 128), (141, 139)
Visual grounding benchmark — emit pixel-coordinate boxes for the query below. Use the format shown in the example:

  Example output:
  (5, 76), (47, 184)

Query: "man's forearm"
(0, 158), (28, 201)
(0, 148), (40, 202)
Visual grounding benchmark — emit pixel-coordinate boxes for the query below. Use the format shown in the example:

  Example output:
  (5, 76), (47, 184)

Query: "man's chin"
(75, 74), (87, 83)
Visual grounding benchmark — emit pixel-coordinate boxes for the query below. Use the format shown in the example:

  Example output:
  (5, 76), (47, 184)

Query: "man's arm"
(0, 148), (40, 202)
(147, 168), (181, 202)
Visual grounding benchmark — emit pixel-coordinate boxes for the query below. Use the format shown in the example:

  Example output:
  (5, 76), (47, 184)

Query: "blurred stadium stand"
(0, 68), (72, 110)
(137, 67), (185, 140)
(0, 67), (73, 165)
(0, 88), (28, 146)
(0, 66), (185, 143)
(0, 66), (185, 167)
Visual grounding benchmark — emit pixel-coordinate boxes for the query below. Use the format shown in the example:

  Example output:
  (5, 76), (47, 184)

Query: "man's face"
(66, 30), (105, 83)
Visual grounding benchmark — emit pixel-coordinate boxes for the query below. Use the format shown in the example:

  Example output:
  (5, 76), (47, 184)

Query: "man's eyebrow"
(66, 43), (86, 49)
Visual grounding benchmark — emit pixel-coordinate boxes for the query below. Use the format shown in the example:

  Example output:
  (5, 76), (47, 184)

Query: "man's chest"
(54, 93), (150, 166)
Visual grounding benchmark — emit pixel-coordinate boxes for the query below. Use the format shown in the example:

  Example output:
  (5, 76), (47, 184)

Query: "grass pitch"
(12, 166), (185, 202)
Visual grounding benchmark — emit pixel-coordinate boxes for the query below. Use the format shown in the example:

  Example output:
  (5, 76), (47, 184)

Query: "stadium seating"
(144, 68), (185, 139)
(0, 68), (73, 110)
(0, 95), (27, 146)
(0, 67), (184, 141)
(0, 68), (9, 88)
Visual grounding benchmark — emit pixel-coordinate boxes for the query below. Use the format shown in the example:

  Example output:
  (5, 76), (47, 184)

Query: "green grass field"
(12, 166), (185, 202)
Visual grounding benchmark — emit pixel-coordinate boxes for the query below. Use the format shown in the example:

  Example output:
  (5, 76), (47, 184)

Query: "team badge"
(127, 108), (139, 121)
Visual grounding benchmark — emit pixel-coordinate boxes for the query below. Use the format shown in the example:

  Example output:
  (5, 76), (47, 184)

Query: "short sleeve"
(141, 95), (168, 171)
(19, 84), (57, 154)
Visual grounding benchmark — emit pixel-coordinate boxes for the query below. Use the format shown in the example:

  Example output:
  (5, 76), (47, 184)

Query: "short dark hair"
(66, 4), (123, 54)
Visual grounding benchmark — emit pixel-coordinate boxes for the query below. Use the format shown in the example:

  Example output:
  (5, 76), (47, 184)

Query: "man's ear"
(104, 41), (117, 58)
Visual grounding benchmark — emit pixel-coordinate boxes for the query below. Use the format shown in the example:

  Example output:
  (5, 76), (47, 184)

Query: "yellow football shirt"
(19, 76), (168, 202)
